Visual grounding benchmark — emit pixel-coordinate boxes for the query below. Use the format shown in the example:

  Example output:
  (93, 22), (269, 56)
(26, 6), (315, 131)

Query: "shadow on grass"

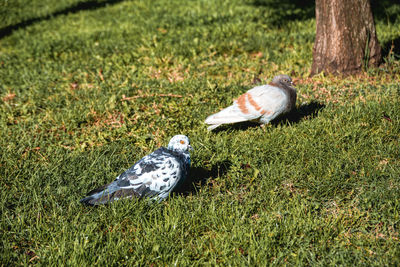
(371, 0), (400, 24)
(249, 0), (399, 26)
(273, 101), (326, 126)
(0, 0), (125, 39)
(371, 0), (400, 58)
(249, 0), (315, 25)
(382, 37), (400, 58)
(175, 160), (232, 196)
(212, 101), (325, 132)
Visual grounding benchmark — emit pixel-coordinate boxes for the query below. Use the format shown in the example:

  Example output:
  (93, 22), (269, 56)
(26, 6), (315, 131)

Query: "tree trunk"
(311, 0), (382, 76)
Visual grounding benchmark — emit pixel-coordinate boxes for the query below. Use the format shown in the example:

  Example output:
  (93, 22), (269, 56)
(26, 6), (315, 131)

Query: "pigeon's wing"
(204, 92), (262, 127)
(119, 148), (186, 199)
(248, 84), (288, 123)
(80, 148), (184, 205)
(205, 85), (286, 127)
(79, 178), (142, 205)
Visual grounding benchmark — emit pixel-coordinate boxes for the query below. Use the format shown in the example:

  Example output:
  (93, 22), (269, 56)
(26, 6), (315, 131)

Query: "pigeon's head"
(272, 74), (294, 88)
(168, 135), (193, 153)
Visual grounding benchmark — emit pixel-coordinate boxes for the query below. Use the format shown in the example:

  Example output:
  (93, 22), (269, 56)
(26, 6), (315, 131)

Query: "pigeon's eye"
(180, 140), (185, 144)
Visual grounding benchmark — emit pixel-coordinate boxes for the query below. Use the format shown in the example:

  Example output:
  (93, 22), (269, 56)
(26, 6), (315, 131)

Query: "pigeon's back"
(245, 84), (289, 113)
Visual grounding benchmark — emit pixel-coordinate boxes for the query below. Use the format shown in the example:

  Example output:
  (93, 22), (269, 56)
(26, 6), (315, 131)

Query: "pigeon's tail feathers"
(79, 190), (112, 205)
(205, 105), (249, 126)
(80, 195), (97, 206)
(80, 182), (142, 205)
(79, 182), (118, 205)
(207, 124), (222, 131)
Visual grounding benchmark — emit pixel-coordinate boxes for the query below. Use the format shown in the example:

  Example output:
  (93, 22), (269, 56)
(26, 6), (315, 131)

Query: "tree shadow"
(381, 37), (400, 58)
(249, 0), (315, 25)
(370, 0), (400, 58)
(175, 160), (232, 196)
(0, 0), (125, 39)
(212, 101), (325, 132)
(371, 0), (400, 24)
(249, 0), (399, 26)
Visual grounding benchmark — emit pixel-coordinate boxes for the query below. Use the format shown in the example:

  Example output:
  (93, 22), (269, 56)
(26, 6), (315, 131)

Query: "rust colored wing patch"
(236, 92), (273, 116)
(247, 93), (262, 111)
(261, 109), (272, 115)
(236, 93), (249, 114)
(269, 82), (279, 87)
(247, 93), (272, 115)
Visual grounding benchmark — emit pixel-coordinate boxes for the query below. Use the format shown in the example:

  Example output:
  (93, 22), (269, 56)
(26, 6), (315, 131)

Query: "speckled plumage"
(205, 74), (297, 130)
(80, 135), (192, 205)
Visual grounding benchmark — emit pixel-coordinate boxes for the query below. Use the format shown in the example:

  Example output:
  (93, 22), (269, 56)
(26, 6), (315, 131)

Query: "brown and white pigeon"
(205, 74), (297, 130)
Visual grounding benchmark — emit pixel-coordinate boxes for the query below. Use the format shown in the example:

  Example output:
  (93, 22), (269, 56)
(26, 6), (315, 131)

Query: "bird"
(205, 74), (297, 130)
(80, 135), (193, 205)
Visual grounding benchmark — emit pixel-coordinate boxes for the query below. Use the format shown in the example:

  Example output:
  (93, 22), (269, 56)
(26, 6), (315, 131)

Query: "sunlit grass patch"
(1, 0), (400, 265)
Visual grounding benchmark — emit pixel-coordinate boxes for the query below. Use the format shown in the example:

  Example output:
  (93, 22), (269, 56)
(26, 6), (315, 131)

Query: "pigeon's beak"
(188, 145), (194, 151)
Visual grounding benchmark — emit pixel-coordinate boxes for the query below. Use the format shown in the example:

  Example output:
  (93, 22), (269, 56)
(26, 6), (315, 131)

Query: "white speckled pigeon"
(205, 74), (297, 130)
(80, 135), (192, 205)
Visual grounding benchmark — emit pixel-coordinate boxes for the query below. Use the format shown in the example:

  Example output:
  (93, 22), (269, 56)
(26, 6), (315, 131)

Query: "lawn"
(1, 0), (400, 265)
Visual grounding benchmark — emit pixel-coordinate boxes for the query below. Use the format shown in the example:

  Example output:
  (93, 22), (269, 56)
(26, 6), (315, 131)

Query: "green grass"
(1, 0), (400, 265)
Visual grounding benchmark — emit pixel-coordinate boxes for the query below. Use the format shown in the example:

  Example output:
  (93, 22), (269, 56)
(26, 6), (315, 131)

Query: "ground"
(1, 0), (400, 265)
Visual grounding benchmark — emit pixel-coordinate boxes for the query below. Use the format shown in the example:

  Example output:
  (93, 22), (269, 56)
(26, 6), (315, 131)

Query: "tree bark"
(311, 0), (382, 76)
